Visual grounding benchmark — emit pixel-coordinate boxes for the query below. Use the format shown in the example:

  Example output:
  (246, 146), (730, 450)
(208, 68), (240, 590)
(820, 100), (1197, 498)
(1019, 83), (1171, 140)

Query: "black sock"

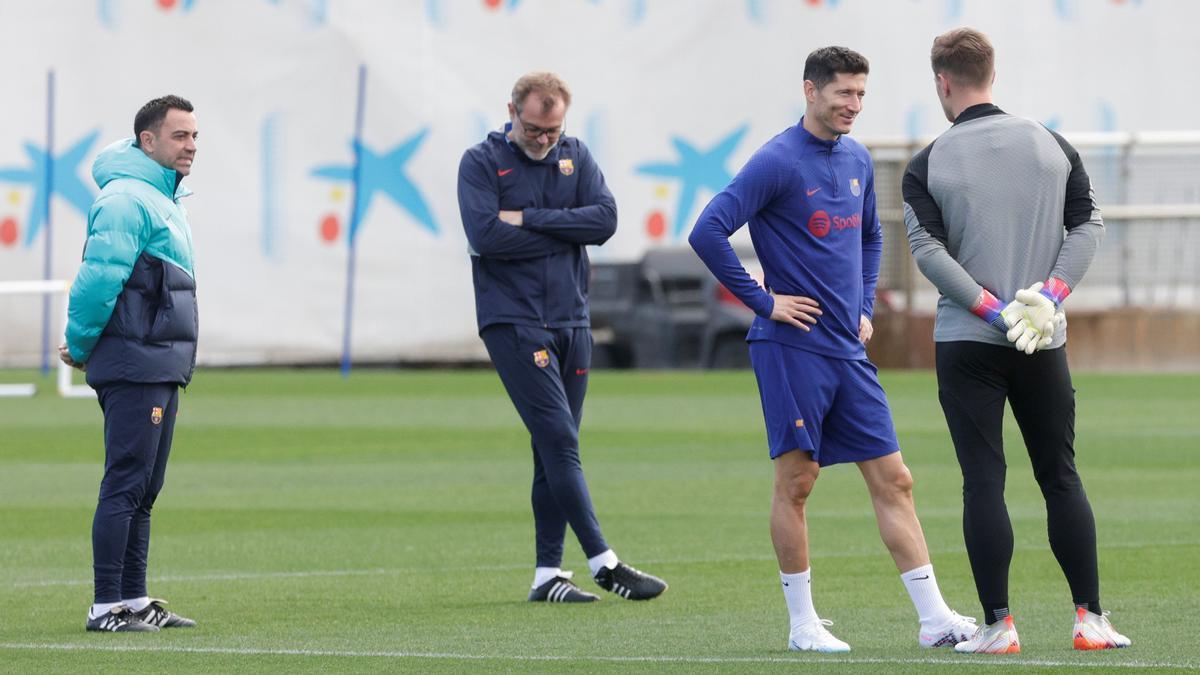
(984, 606), (1010, 625)
(1076, 601), (1102, 616)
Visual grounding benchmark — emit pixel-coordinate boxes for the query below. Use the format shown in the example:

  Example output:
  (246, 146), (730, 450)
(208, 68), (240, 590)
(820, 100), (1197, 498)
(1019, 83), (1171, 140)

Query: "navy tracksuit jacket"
(458, 128), (617, 331)
(457, 127), (617, 566)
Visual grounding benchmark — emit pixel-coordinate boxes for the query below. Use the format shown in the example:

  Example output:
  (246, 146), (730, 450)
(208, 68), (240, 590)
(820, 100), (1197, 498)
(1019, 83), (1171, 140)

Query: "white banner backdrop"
(2, 0), (1198, 364)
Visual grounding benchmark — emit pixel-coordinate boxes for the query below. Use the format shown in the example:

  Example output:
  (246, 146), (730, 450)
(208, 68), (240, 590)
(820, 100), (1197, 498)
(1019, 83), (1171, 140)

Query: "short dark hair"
(134, 95), (194, 145)
(931, 28), (994, 88)
(803, 46), (869, 91)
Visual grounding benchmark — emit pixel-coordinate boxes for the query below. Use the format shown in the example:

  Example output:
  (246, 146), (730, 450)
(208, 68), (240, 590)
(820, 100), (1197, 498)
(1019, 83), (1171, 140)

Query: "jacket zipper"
(826, 150), (839, 197)
(542, 255), (549, 328)
(538, 163), (550, 327)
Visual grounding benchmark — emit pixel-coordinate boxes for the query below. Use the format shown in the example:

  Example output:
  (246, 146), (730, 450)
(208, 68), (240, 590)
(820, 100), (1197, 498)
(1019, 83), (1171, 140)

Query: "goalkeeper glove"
(1009, 281), (1069, 354)
(972, 284), (1063, 355)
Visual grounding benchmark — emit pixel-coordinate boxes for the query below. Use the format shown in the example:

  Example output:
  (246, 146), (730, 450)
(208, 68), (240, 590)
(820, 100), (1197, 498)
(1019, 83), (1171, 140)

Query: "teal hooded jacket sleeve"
(66, 193), (149, 363)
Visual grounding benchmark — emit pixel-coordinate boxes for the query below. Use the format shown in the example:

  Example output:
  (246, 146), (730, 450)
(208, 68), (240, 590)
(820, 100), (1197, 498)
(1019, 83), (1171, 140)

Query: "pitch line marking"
(0, 643), (1193, 669)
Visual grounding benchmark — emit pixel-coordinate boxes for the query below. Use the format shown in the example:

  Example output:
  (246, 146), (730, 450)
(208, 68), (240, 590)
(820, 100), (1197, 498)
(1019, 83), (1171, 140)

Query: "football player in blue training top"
(457, 72), (667, 604)
(689, 47), (975, 652)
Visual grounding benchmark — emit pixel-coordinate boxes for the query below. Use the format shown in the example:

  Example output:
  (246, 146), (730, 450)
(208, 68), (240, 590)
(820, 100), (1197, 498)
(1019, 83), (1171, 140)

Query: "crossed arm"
(457, 144), (617, 259)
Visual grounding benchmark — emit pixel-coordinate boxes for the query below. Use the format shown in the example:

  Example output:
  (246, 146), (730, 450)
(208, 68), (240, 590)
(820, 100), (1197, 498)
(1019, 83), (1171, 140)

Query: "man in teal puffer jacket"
(60, 95), (200, 632)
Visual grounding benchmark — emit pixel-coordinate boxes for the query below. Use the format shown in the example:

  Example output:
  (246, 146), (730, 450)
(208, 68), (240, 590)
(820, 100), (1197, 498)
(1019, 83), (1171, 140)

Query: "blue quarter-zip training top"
(457, 126), (617, 332)
(689, 121), (883, 360)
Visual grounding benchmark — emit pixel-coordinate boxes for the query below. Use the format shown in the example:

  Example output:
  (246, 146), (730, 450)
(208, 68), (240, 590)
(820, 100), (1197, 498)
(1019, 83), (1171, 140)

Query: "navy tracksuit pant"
(481, 324), (609, 568)
(92, 382), (179, 603)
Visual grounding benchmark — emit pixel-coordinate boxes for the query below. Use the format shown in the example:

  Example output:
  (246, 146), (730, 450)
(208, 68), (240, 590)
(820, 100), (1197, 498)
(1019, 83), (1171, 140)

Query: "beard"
(517, 137), (558, 161)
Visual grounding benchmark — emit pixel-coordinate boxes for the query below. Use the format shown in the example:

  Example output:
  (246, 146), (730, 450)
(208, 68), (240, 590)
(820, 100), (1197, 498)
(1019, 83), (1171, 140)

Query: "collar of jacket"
(795, 118), (843, 152)
(953, 103), (1005, 125)
(91, 138), (193, 200)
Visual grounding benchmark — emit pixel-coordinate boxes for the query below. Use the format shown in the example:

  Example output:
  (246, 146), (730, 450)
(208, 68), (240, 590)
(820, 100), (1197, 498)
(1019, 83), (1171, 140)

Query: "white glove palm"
(1001, 282), (1064, 355)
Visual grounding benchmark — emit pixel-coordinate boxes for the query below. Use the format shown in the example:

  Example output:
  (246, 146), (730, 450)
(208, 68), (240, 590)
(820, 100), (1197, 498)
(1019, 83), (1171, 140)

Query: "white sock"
(122, 596), (151, 612)
(89, 601), (122, 619)
(532, 567), (564, 589)
(780, 569), (817, 631)
(587, 549), (619, 576)
(901, 564), (954, 627)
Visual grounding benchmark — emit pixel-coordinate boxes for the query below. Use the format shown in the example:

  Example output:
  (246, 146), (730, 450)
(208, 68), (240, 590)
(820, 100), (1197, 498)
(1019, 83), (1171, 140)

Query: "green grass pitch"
(1, 368), (1197, 673)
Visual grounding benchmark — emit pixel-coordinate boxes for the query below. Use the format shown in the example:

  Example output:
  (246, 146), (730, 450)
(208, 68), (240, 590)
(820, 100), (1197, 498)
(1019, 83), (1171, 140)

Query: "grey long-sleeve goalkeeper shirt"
(902, 103), (1103, 348)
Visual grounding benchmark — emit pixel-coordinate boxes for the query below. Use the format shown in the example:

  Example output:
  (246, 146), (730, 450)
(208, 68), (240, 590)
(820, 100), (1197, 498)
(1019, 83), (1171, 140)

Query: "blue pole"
(40, 70), (55, 377)
(340, 64), (367, 377)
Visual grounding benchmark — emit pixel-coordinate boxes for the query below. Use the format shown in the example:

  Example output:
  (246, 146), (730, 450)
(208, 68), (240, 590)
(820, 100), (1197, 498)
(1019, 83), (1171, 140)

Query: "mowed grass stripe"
(0, 368), (1196, 672)
(9, 536), (1198, 588)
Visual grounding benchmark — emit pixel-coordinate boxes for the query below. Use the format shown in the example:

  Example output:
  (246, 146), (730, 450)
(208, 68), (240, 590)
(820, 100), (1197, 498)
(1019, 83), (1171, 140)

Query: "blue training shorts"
(748, 339), (899, 466)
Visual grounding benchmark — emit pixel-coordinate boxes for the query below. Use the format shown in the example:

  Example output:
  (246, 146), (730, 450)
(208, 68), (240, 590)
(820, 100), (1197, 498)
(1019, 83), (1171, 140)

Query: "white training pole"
(0, 279), (95, 399)
(57, 296), (94, 398)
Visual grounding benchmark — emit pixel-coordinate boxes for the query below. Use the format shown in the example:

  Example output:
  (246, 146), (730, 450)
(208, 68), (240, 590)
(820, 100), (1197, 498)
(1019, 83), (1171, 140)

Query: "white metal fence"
(867, 131), (1200, 313)
(2, 131), (1198, 370)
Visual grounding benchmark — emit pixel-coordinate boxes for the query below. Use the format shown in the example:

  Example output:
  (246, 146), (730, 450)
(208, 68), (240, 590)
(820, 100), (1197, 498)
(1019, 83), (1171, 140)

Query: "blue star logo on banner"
(0, 130), (99, 247)
(311, 129), (438, 241)
(636, 124), (748, 238)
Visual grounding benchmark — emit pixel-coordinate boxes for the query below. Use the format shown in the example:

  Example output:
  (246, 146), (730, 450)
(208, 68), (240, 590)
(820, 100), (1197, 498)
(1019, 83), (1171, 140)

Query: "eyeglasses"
(516, 115), (564, 140)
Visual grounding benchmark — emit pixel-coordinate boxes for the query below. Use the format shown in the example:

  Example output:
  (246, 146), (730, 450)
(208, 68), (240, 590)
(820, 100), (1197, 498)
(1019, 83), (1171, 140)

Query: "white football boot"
(954, 615), (1020, 654)
(919, 611), (978, 648)
(788, 618), (851, 653)
(1074, 608), (1131, 650)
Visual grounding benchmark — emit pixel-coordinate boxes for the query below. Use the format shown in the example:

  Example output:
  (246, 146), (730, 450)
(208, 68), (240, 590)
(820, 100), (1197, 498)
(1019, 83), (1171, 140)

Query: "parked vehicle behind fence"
(589, 247), (761, 369)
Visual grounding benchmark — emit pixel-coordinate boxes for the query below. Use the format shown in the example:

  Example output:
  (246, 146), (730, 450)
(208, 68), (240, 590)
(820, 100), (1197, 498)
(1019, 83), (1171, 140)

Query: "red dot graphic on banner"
(157, 0), (177, 9)
(0, 217), (17, 247)
(646, 211), (665, 240)
(484, 0), (503, 9)
(319, 214), (340, 243)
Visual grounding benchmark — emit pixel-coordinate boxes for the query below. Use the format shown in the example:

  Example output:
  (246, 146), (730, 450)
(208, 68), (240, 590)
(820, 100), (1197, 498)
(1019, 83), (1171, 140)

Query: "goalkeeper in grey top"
(902, 27), (1130, 653)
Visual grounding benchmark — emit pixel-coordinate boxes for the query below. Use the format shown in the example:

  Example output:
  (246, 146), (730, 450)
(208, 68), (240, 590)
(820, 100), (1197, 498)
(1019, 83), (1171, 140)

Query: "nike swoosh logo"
(498, 168), (514, 176)
(911, 575), (930, 580)
(806, 187), (821, 196)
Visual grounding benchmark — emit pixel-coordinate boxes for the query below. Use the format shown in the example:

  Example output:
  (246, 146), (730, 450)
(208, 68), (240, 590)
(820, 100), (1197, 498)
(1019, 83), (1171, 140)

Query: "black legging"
(935, 341), (1099, 623)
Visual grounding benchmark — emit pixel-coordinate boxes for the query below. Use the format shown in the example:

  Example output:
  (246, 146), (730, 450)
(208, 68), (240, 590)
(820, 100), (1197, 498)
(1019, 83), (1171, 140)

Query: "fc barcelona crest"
(558, 158), (574, 176)
(150, 407), (164, 425)
(849, 177), (861, 196)
(533, 349), (550, 368)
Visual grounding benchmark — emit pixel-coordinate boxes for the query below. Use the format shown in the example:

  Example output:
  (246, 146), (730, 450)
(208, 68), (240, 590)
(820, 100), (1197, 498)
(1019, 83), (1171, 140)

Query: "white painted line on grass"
(0, 642), (1192, 669)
